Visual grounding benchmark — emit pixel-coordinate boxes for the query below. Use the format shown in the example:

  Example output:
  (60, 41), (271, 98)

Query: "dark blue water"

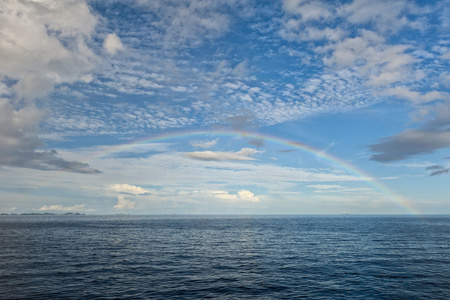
(1, 215), (449, 299)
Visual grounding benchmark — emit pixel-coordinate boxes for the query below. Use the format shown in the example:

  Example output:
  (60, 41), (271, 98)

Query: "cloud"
(110, 184), (152, 195)
(237, 189), (260, 202)
(182, 148), (260, 161)
(323, 31), (417, 87)
(213, 189), (260, 202)
(248, 139), (265, 148)
(426, 165), (443, 171)
(282, 0), (332, 22)
(278, 149), (296, 153)
(382, 87), (449, 104)
(426, 165), (450, 176)
(307, 184), (343, 190)
(103, 33), (123, 55)
(114, 195), (136, 210)
(370, 101), (450, 162)
(132, 0), (235, 49)
(0, 99), (100, 173)
(369, 129), (450, 162)
(13, 73), (55, 101)
(231, 60), (251, 77)
(225, 113), (258, 130)
(0, 0), (101, 173)
(35, 203), (94, 212)
(339, 0), (417, 33)
(190, 139), (218, 148)
(0, 0), (98, 85)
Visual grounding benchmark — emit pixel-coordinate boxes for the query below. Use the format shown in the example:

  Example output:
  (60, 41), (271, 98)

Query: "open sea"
(1, 215), (449, 299)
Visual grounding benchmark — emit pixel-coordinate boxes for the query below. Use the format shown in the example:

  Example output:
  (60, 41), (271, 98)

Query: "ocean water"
(1, 215), (449, 299)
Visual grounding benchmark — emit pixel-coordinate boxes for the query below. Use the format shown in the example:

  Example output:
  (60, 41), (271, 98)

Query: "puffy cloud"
(13, 73), (55, 101)
(0, 0), (98, 85)
(282, 0), (332, 22)
(237, 190), (260, 202)
(110, 184), (152, 195)
(114, 195), (136, 210)
(0, 0), (101, 173)
(339, 0), (415, 33)
(323, 31), (417, 87)
(213, 189), (260, 202)
(182, 148), (260, 161)
(381, 87), (449, 104)
(103, 33), (123, 55)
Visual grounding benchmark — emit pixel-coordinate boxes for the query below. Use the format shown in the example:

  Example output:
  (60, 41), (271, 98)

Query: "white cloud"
(0, 0), (102, 173)
(133, 0), (234, 49)
(322, 31), (415, 82)
(171, 86), (188, 92)
(237, 190), (260, 202)
(382, 87), (449, 104)
(103, 33), (124, 55)
(213, 189), (260, 202)
(440, 73), (450, 87)
(13, 73), (55, 101)
(0, 0), (98, 85)
(231, 60), (250, 77)
(339, 0), (416, 33)
(182, 148), (260, 161)
(114, 195), (136, 210)
(282, 0), (332, 21)
(110, 184), (152, 195)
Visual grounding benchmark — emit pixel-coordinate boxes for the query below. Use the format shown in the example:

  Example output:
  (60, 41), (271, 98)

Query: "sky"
(0, 0), (449, 215)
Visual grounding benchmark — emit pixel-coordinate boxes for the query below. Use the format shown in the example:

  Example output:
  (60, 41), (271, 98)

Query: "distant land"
(0, 212), (86, 216)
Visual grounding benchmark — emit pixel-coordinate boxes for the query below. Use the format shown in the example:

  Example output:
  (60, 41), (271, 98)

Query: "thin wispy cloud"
(190, 139), (218, 149)
(182, 148), (260, 161)
(426, 165), (450, 176)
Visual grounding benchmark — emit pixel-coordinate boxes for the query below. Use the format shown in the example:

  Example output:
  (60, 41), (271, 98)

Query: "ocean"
(1, 215), (449, 299)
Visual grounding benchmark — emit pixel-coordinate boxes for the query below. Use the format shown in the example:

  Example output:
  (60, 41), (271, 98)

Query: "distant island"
(0, 212), (86, 216)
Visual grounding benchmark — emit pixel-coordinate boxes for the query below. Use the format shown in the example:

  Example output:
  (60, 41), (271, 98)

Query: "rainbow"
(85, 129), (419, 215)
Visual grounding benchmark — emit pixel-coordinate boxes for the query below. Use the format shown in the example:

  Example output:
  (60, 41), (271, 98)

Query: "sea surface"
(1, 215), (450, 299)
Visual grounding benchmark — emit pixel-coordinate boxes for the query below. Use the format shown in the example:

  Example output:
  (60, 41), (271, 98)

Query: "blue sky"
(0, 0), (449, 214)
